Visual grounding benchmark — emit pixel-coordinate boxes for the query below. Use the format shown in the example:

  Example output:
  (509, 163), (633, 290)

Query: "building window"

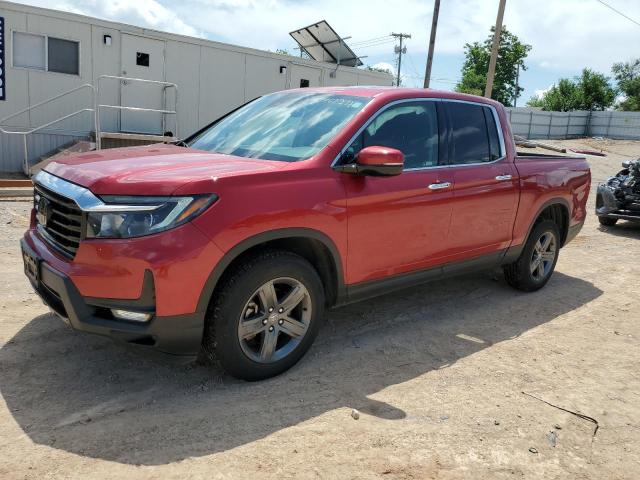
(136, 52), (150, 67)
(13, 32), (45, 70)
(13, 32), (79, 75)
(48, 37), (79, 75)
(299, 79), (310, 88)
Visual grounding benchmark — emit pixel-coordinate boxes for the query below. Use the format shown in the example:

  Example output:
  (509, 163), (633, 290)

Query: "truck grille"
(34, 183), (83, 258)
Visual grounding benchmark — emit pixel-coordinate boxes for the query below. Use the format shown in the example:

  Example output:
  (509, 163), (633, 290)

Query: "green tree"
(527, 69), (616, 111)
(579, 69), (616, 111)
(455, 26), (531, 106)
(612, 59), (640, 111)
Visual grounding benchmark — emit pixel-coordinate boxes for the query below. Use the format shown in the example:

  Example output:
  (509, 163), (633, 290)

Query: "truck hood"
(43, 144), (289, 195)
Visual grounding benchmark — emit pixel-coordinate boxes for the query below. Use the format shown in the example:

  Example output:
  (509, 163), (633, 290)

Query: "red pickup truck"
(21, 87), (590, 380)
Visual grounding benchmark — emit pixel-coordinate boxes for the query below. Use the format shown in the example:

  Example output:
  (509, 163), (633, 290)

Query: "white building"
(0, 1), (393, 172)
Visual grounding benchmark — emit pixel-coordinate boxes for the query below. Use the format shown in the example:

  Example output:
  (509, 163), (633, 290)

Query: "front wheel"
(503, 220), (560, 292)
(201, 250), (324, 381)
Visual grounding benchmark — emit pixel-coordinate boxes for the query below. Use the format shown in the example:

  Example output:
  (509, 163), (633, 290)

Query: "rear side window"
(446, 102), (501, 164)
(483, 107), (502, 160)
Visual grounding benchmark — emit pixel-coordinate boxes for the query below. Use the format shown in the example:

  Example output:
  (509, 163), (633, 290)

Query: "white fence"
(506, 108), (640, 140)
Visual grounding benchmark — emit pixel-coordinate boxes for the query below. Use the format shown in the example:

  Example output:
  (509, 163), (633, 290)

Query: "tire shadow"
(0, 271), (602, 465)
(597, 221), (640, 239)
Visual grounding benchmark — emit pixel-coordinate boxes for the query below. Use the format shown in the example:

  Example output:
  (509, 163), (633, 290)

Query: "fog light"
(111, 309), (152, 322)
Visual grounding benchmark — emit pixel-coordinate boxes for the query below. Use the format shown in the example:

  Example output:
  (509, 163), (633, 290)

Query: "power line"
(354, 39), (396, 50)
(595, 0), (640, 27)
(351, 37), (395, 48)
(354, 39), (395, 48)
(350, 35), (393, 46)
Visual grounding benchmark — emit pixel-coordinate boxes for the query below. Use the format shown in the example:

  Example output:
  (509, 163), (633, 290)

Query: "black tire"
(503, 220), (560, 292)
(201, 250), (325, 381)
(598, 216), (618, 226)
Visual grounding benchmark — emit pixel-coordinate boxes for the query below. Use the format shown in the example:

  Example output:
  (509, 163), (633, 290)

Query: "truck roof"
(285, 86), (503, 108)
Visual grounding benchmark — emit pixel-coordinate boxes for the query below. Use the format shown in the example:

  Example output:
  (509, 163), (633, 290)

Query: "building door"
(289, 64), (322, 89)
(120, 34), (165, 134)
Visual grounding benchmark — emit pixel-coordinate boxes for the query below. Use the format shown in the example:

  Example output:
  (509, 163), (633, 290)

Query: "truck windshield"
(187, 92), (371, 162)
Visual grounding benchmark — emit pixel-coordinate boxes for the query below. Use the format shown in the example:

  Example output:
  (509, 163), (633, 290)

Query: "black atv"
(596, 159), (640, 226)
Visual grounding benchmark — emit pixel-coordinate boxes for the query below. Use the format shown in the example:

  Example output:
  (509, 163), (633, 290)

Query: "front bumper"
(21, 238), (204, 355)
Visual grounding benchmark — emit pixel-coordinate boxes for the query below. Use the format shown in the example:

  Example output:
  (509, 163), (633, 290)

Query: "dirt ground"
(0, 138), (639, 479)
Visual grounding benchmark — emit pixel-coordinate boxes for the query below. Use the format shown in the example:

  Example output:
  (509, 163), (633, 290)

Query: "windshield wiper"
(173, 139), (189, 147)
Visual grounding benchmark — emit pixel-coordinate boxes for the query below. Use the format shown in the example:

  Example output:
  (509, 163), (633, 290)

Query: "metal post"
(566, 112), (571, 138)
(22, 134), (29, 176)
(547, 112), (552, 139)
(174, 85), (179, 139)
(162, 86), (167, 136)
(94, 80), (102, 150)
(606, 111), (613, 137)
(423, 0), (440, 88)
(527, 111), (533, 138)
(485, 0), (507, 98)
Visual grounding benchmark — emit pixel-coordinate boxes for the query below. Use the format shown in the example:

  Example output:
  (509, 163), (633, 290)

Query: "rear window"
(446, 102), (502, 164)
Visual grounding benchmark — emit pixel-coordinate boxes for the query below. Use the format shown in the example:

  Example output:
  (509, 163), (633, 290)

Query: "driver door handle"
(495, 174), (512, 181)
(428, 182), (452, 190)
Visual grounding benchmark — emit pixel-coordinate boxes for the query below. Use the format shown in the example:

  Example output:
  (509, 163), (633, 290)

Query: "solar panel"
(289, 20), (363, 67)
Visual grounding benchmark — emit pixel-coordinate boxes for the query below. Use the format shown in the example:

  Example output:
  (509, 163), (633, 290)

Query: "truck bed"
(516, 151), (584, 160)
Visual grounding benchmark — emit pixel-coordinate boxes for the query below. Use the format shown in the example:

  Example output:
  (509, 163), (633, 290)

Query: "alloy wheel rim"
(530, 231), (557, 282)
(237, 277), (312, 364)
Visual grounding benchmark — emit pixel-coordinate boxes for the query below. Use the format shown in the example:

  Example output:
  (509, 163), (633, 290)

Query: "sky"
(11, 0), (640, 104)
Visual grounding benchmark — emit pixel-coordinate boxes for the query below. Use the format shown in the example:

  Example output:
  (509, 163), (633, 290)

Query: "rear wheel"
(598, 216), (618, 226)
(201, 250), (324, 381)
(503, 220), (560, 292)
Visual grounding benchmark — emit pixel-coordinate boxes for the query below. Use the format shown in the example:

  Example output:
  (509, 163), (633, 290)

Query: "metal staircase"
(0, 76), (179, 175)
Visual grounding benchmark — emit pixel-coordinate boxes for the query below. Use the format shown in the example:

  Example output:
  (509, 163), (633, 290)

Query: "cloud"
(534, 84), (553, 99)
(27, 0), (200, 37)
(12, 0), (640, 74)
(371, 62), (394, 74)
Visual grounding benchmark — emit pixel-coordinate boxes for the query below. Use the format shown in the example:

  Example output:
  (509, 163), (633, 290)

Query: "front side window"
(341, 101), (440, 170)
(13, 32), (79, 75)
(188, 92), (370, 162)
(447, 102), (502, 164)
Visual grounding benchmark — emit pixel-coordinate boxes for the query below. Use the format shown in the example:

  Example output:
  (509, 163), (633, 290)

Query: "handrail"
(0, 83), (95, 126)
(0, 109), (94, 135)
(95, 75), (179, 149)
(0, 109), (95, 175)
(1, 76), (180, 174)
(98, 105), (177, 115)
(0, 83), (97, 175)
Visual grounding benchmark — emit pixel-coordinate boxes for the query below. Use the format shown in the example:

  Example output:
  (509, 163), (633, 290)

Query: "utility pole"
(423, 0), (441, 88)
(484, 0), (507, 99)
(391, 32), (411, 86)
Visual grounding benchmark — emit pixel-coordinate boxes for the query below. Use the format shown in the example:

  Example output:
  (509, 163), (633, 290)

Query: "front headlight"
(85, 194), (218, 239)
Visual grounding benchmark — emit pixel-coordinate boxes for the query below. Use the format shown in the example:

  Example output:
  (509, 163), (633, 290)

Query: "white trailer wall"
(0, 0), (393, 172)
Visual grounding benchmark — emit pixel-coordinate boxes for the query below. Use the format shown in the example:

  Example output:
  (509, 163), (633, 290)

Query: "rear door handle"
(428, 182), (452, 190)
(495, 175), (512, 181)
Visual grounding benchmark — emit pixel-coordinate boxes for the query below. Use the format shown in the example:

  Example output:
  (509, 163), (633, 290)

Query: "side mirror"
(335, 146), (404, 177)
